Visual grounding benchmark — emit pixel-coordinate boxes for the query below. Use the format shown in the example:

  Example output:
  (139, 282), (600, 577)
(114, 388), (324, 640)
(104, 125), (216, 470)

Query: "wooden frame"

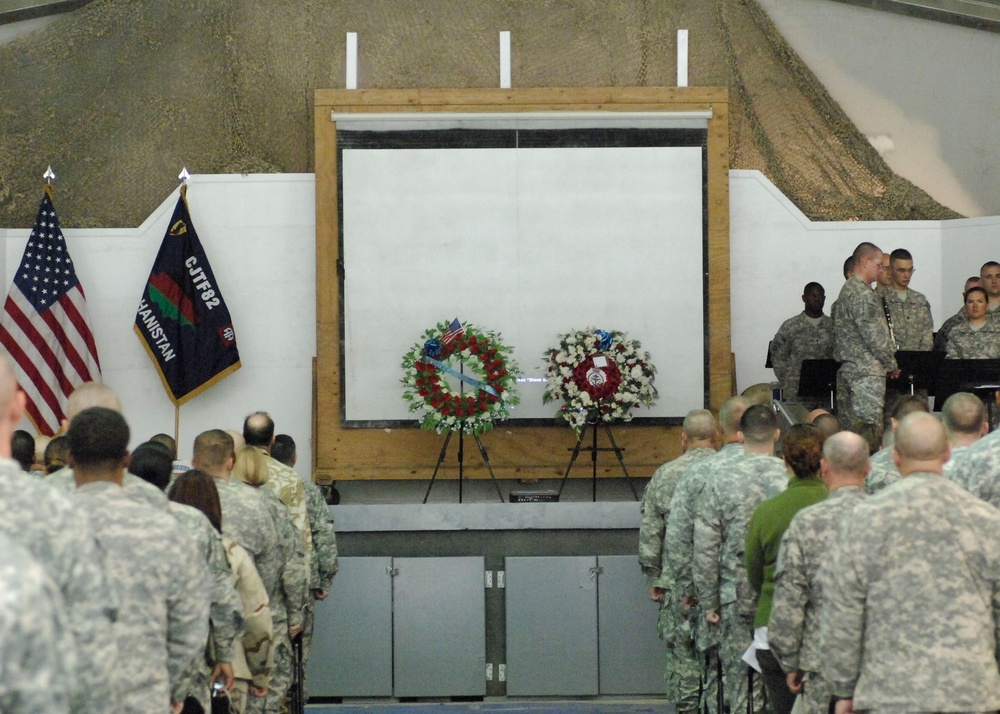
(314, 87), (731, 483)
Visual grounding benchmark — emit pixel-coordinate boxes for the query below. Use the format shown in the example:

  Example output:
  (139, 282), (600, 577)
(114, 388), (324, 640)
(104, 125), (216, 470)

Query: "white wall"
(4, 171), (999, 482)
(0, 174), (317, 477)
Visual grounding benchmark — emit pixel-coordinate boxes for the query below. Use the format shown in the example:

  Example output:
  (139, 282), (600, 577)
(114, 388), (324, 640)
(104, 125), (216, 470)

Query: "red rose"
(418, 389), (429, 397)
(441, 405), (451, 416)
(470, 343), (481, 354)
(456, 408), (465, 418)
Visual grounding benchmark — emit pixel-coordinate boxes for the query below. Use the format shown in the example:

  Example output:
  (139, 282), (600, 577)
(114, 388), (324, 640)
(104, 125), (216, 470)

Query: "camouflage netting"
(0, 0), (961, 228)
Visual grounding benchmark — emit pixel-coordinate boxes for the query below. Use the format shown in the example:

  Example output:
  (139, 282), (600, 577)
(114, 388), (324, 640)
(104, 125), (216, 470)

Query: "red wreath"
(412, 334), (506, 420)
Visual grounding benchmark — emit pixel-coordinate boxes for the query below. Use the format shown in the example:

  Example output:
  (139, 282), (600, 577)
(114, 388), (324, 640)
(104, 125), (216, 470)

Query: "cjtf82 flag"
(134, 188), (240, 405)
(0, 187), (102, 435)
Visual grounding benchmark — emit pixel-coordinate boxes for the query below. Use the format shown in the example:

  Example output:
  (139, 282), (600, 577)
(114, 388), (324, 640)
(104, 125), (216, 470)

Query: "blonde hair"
(232, 446), (269, 487)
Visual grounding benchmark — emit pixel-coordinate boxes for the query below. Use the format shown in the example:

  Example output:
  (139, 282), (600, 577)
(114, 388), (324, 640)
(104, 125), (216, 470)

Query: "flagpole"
(174, 404), (180, 456)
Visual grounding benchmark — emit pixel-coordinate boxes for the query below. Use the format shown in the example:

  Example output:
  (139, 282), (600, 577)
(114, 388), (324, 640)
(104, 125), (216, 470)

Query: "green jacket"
(745, 474), (828, 628)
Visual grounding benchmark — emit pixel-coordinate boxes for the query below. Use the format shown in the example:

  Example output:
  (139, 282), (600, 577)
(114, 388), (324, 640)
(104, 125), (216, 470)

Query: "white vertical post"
(677, 29), (689, 88)
(499, 31), (511, 89)
(346, 32), (358, 90)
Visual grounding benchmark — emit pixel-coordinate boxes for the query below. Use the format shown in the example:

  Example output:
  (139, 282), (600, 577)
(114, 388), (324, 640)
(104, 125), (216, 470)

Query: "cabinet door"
(306, 556), (394, 697)
(596, 555), (666, 694)
(392, 556), (486, 697)
(505, 556), (599, 696)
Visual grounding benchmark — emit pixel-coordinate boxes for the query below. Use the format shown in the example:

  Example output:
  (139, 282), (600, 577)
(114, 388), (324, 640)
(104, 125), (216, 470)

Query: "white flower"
(580, 392), (592, 405)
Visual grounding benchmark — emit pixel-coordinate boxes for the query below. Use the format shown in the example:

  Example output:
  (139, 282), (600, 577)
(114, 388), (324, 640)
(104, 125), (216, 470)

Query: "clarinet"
(882, 294), (899, 351)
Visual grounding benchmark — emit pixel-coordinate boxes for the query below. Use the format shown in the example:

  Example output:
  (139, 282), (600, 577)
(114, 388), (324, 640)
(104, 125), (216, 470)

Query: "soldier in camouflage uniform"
(0, 357), (120, 714)
(945, 286), (1000, 359)
(0, 534), (76, 714)
(881, 249), (933, 352)
(232, 443), (308, 714)
(68, 407), (210, 714)
(664, 397), (751, 714)
(943, 399), (1000, 508)
(225, 535), (274, 714)
(832, 243), (900, 438)
(693, 405), (788, 714)
(982, 260), (1000, 316)
(271, 434), (340, 696)
(821, 413), (1000, 712)
(244, 412), (313, 574)
(193, 430), (294, 714)
(770, 283), (834, 407)
(940, 392), (988, 479)
(864, 395), (929, 494)
(638, 410), (716, 713)
(45, 382), (170, 511)
(768, 432), (869, 714)
(934, 277), (981, 352)
(150, 449), (245, 710)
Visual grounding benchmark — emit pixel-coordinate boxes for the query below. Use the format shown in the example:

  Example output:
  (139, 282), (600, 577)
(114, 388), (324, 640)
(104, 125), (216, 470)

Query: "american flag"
(0, 189), (101, 435)
(441, 317), (464, 345)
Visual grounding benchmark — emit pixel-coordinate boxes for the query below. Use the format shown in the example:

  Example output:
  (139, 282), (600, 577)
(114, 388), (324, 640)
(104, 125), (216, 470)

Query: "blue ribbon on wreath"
(420, 356), (501, 399)
(595, 330), (613, 351)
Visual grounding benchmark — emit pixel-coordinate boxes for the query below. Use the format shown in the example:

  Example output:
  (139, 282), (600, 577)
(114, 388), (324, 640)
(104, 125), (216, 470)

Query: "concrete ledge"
(331, 501), (641, 533)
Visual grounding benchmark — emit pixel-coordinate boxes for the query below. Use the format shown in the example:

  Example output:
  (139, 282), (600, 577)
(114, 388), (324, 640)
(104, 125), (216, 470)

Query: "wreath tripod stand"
(422, 425), (504, 503)
(556, 416), (640, 502)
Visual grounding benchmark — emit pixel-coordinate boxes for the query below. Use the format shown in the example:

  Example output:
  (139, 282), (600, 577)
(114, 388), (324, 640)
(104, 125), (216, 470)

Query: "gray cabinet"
(306, 556), (485, 698)
(306, 557), (393, 697)
(504, 555), (664, 696)
(393, 557), (487, 697)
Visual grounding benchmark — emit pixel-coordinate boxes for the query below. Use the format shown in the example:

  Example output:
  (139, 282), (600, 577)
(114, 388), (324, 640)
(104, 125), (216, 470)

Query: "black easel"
(421, 427), (505, 503)
(556, 416), (639, 502)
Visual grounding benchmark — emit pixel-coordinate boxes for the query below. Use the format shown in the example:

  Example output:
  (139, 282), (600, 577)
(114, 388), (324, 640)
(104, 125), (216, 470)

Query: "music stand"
(933, 359), (1000, 423)
(892, 350), (942, 396)
(796, 359), (840, 411)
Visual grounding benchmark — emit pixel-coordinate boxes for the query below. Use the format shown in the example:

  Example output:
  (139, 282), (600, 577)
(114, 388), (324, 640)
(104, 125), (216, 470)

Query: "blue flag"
(134, 189), (240, 405)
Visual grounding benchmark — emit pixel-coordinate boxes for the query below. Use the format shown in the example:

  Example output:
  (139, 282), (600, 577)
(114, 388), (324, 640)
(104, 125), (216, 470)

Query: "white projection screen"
(336, 113), (709, 426)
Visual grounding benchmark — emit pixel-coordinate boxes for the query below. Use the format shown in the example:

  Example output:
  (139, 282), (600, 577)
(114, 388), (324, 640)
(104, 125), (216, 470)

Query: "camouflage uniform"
(664, 442), (746, 713)
(168, 502), (245, 709)
(302, 479), (340, 695)
(945, 319), (1000, 359)
(74, 480), (210, 713)
(0, 458), (120, 714)
(821, 474), (1000, 710)
(942, 444), (970, 479)
(946, 429), (1000, 509)
(829, 293), (851, 419)
(693, 451), (788, 714)
(933, 308), (965, 352)
(225, 536), (274, 714)
(262, 450), (312, 573)
(882, 287), (933, 351)
(770, 312), (834, 404)
(639, 447), (716, 587)
(638, 447), (714, 711)
(768, 486), (867, 714)
(47, 466), (169, 510)
(0, 535), (76, 714)
(248, 485), (306, 714)
(863, 447), (899, 494)
(833, 275), (897, 430)
(213, 476), (289, 714)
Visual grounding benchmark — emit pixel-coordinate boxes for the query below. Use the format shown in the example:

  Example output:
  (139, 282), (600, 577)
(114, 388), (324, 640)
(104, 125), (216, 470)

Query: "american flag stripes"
(0, 189), (101, 435)
(441, 317), (464, 345)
